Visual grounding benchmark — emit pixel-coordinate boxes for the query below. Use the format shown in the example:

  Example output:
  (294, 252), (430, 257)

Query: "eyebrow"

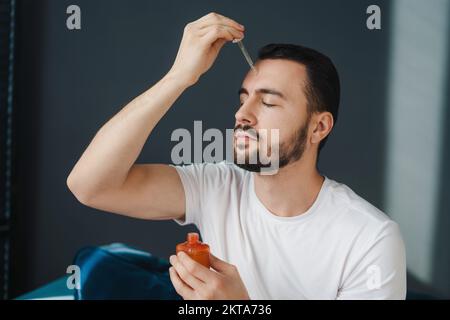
(238, 87), (286, 100)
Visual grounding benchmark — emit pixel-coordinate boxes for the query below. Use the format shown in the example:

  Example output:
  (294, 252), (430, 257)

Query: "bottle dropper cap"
(187, 232), (199, 244)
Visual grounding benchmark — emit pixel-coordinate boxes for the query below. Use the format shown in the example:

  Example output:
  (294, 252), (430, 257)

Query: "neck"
(253, 151), (324, 217)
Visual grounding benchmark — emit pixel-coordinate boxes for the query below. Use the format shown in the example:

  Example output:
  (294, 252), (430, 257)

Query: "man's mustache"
(234, 124), (259, 140)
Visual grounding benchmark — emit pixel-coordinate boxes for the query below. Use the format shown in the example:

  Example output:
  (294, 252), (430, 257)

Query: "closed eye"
(238, 100), (277, 107)
(263, 101), (276, 107)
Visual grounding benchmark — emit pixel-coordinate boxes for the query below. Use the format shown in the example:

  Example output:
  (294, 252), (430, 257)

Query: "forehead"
(241, 59), (308, 100)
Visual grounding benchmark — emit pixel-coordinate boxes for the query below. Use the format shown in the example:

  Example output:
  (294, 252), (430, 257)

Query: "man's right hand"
(168, 12), (245, 87)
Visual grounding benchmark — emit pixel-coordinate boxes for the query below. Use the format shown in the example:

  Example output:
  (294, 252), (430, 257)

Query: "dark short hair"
(257, 43), (340, 152)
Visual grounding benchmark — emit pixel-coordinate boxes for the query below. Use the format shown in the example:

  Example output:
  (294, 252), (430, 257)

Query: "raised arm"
(66, 13), (245, 220)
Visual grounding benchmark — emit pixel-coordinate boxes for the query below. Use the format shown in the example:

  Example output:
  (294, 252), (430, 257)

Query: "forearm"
(67, 71), (189, 200)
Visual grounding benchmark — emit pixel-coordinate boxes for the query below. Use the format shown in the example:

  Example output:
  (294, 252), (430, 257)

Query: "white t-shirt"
(172, 161), (406, 300)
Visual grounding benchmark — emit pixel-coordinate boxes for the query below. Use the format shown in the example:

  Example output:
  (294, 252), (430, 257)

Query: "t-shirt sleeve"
(336, 221), (407, 300)
(170, 163), (206, 228)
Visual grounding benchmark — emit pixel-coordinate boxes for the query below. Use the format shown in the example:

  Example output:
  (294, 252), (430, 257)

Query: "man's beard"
(233, 120), (309, 173)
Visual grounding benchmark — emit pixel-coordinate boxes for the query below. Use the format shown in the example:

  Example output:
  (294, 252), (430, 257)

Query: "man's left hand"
(169, 251), (250, 300)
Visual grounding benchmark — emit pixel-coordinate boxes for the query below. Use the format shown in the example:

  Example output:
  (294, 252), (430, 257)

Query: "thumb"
(209, 252), (231, 273)
(212, 38), (227, 53)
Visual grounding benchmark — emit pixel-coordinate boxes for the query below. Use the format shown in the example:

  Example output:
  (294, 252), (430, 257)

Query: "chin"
(233, 148), (275, 173)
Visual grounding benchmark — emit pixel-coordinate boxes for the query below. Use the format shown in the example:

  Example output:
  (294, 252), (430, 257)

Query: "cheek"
(257, 116), (295, 145)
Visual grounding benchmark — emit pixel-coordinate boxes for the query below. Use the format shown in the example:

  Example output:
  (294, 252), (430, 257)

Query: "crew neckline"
(250, 173), (330, 223)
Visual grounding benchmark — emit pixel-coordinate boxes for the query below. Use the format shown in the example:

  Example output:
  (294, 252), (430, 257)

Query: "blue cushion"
(73, 243), (181, 300)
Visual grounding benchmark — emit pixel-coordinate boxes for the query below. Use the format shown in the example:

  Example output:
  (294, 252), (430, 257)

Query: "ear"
(310, 112), (334, 146)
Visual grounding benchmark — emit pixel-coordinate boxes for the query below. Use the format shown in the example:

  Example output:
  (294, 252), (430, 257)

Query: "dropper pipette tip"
(234, 39), (257, 73)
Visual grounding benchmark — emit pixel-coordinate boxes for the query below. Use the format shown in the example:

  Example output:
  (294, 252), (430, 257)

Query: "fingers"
(209, 252), (233, 273)
(202, 25), (243, 47)
(196, 12), (244, 32)
(199, 23), (243, 38)
(189, 12), (244, 45)
(175, 252), (214, 281)
(212, 38), (227, 52)
(169, 266), (194, 298)
(170, 254), (205, 290)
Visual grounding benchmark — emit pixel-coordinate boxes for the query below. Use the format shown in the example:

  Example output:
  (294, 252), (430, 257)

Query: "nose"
(235, 98), (257, 127)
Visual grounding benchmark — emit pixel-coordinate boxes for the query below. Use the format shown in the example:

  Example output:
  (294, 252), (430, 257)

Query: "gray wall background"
(9, 0), (449, 298)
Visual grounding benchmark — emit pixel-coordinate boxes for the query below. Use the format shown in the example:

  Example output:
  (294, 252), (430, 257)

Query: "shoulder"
(324, 177), (403, 241)
(324, 178), (406, 293)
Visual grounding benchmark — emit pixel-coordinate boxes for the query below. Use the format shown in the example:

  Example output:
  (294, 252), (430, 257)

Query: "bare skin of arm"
(67, 13), (245, 221)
